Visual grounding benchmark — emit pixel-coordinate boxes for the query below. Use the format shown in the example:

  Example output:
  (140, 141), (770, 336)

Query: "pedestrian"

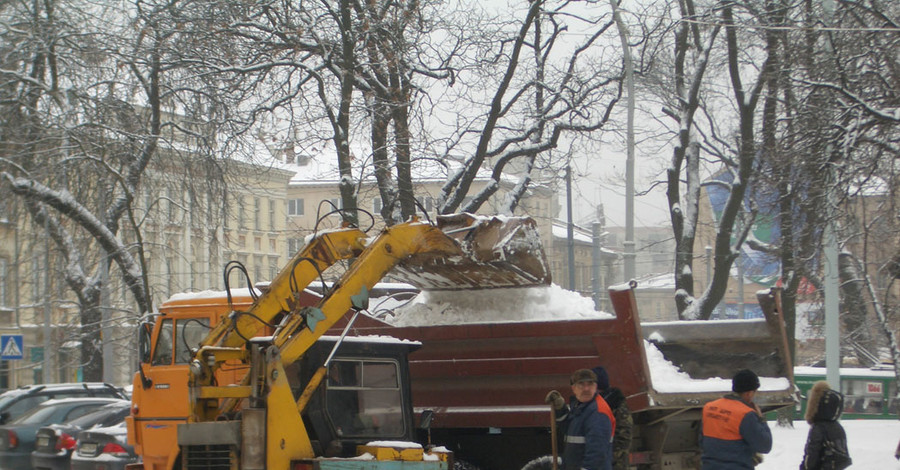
(592, 366), (632, 470)
(545, 368), (615, 470)
(700, 369), (772, 469)
(799, 381), (851, 470)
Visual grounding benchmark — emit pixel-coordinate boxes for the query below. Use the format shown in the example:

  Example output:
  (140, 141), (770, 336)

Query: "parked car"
(70, 421), (138, 470)
(30, 400), (130, 470)
(0, 383), (126, 425)
(0, 397), (122, 470)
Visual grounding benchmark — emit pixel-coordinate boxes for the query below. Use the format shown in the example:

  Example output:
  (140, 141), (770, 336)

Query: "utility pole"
(566, 165), (576, 291)
(592, 221), (603, 310)
(822, 0), (840, 388)
(610, 0), (636, 281)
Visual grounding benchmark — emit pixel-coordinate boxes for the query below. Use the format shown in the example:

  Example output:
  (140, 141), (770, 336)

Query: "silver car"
(69, 421), (138, 470)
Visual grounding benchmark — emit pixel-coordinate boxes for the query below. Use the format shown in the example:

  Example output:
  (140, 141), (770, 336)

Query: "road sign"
(1, 335), (24, 360)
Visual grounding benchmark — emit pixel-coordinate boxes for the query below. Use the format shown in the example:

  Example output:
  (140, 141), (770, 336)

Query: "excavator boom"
(200, 227), (367, 350)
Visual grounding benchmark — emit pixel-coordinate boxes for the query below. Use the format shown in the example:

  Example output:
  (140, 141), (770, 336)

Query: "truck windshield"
(326, 359), (404, 438)
(151, 318), (210, 365)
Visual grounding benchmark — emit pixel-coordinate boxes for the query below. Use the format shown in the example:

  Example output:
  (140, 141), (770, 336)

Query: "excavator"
(126, 213), (549, 470)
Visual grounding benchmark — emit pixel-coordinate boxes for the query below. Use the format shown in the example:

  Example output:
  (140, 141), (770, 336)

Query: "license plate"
(80, 442), (97, 455)
(37, 436), (49, 447)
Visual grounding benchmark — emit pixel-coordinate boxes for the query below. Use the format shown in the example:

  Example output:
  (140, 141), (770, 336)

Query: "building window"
(167, 187), (176, 220)
(269, 200), (276, 231)
(254, 197), (261, 230)
(32, 255), (43, 302)
(288, 238), (303, 257)
(416, 197), (434, 214)
(288, 199), (304, 216)
(254, 255), (263, 282)
(373, 197), (382, 213)
(238, 197), (246, 230)
(0, 258), (7, 307)
(269, 257), (279, 281)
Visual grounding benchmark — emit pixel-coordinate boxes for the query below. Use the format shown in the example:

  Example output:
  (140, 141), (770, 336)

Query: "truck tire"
(520, 455), (559, 470)
(454, 459), (482, 470)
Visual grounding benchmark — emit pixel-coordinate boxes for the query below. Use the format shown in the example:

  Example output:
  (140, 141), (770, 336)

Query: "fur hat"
(571, 369), (597, 385)
(592, 366), (610, 391)
(732, 369), (760, 393)
(805, 380), (844, 423)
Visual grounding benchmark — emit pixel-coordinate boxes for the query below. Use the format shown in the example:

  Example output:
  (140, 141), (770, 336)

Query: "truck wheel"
(520, 455), (559, 470)
(454, 459), (482, 470)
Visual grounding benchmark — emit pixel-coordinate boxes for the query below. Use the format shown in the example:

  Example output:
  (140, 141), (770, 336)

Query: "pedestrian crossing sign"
(0, 335), (24, 360)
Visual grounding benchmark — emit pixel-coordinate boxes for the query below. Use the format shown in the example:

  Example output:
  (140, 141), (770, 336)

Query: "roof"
(550, 221), (618, 255)
(275, 141), (493, 187)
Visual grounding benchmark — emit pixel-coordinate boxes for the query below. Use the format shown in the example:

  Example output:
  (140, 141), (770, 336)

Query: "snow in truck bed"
(376, 283), (791, 394)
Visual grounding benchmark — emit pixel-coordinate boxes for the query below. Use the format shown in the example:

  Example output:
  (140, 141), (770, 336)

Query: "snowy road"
(760, 420), (900, 469)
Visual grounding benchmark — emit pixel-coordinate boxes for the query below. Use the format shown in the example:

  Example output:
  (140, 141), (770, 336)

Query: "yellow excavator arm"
(199, 227), (367, 351)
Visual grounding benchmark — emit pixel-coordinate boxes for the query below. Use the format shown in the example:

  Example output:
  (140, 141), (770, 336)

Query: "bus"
(794, 366), (899, 420)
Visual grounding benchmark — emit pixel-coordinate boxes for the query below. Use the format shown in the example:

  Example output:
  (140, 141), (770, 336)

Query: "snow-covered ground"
(761, 419), (900, 469)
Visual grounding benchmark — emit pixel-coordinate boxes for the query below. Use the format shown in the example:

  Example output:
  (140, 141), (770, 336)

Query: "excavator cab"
(290, 337), (421, 458)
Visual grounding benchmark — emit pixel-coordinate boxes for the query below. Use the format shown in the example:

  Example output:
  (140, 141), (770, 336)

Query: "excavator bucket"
(391, 213), (551, 290)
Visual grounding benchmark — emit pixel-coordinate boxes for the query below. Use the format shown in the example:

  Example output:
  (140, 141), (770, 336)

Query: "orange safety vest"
(702, 397), (753, 441)
(594, 394), (616, 436)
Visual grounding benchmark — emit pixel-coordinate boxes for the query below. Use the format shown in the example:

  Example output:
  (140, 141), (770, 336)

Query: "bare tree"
(0, 0), (253, 380)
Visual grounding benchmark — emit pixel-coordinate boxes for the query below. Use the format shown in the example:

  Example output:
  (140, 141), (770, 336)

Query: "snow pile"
(381, 283), (611, 326)
(645, 340), (791, 393)
(762, 420), (900, 469)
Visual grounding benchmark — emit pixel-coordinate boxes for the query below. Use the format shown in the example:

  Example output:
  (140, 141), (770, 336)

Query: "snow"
(760, 420), (900, 469)
(320, 335), (420, 346)
(167, 287), (261, 301)
(364, 441), (422, 449)
(644, 340), (790, 393)
(795, 366), (896, 379)
(380, 284), (611, 326)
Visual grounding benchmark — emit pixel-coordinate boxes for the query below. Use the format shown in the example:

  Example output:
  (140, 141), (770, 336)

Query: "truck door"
(130, 317), (211, 470)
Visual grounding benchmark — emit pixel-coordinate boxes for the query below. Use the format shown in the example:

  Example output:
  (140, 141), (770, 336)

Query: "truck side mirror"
(419, 409), (434, 447)
(418, 409), (434, 430)
(138, 322), (152, 363)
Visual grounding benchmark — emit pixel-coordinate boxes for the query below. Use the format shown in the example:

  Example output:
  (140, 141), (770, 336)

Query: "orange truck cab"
(125, 289), (309, 470)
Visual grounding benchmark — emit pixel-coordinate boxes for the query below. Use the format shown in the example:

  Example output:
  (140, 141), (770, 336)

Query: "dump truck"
(327, 285), (796, 470)
(127, 211), (794, 470)
(126, 214), (549, 470)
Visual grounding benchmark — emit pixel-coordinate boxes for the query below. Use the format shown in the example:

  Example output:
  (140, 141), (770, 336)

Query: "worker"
(545, 368), (615, 470)
(592, 366), (632, 470)
(700, 369), (773, 469)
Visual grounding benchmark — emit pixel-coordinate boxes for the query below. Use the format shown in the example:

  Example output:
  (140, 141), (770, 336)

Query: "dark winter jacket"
(601, 387), (633, 470)
(700, 394), (772, 469)
(559, 394), (615, 470)
(800, 381), (852, 470)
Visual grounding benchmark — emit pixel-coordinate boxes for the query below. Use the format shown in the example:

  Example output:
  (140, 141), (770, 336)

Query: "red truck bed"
(335, 286), (793, 430)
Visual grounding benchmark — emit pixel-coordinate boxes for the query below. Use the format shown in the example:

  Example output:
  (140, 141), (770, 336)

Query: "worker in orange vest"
(546, 369), (615, 470)
(701, 369), (772, 469)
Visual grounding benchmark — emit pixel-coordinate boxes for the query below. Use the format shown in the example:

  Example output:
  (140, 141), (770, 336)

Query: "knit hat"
(592, 366), (610, 391)
(732, 369), (760, 393)
(570, 369), (598, 385)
